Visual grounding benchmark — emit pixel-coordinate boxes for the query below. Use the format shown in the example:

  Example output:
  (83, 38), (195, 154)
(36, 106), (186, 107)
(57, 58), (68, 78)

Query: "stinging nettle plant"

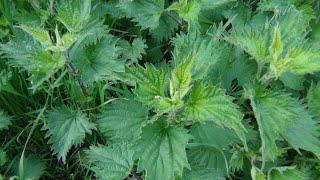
(0, 0), (320, 179)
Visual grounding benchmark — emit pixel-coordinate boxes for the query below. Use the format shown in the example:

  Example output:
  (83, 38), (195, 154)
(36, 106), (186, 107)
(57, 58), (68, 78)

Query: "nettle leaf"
(247, 85), (320, 161)
(307, 83), (320, 120)
(279, 72), (304, 91)
(172, 32), (228, 79)
(70, 36), (124, 85)
(43, 106), (96, 162)
(150, 11), (180, 41)
(56, 0), (108, 51)
(128, 64), (169, 108)
(0, 32), (65, 91)
(188, 122), (241, 174)
(57, 0), (91, 32)
(170, 53), (194, 99)
(182, 168), (225, 180)
(184, 82), (247, 143)
(135, 121), (190, 180)
(170, 0), (201, 28)
(226, 7), (320, 78)
(85, 144), (134, 180)
(117, 38), (147, 63)
(268, 167), (306, 180)
(97, 99), (148, 142)
(225, 28), (269, 65)
(18, 24), (52, 48)
(200, 0), (236, 10)
(16, 155), (46, 180)
(272, 47), (320, 76)
(118, 0), (165, 30)
(0, 110), (11, 131)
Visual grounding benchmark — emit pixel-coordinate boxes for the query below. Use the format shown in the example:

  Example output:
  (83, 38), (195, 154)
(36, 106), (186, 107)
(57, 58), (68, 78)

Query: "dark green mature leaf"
(185, 82), (246, 143)
(135, 121), (191, 180)
(71, 36), (124, 85)
(248, 85), (320, 161)
(15, 155), (46, 180)
(117, 38), (147, 62)
(0, 32), (65, 90)
(0, 110), (11, 131)
(85, 144), (134, 180)
(182, 168), (225, 180)
(97, 99), (148, 142)
(268, 167), (306, 180)
(188, 122), (241, 174)
(307, 83), (320, 120)
(118, 0), (165, 30)
(200, 0), (236, 10)
(150, 11), (180, 41)
(279, 72), (304, 90)
(43, 106), (96, 162)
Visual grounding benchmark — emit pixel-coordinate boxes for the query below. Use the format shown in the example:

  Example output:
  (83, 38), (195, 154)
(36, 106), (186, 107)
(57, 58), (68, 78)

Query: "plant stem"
(64, 50), (89, 98)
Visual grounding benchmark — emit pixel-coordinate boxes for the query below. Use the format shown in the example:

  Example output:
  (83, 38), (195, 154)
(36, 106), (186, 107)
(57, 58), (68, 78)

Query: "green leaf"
(117, 38), (147, 63)
(129, 64), (169, 108)
(0, 110), (11, 131)
(188, 122), (241, 174)
(247, 85), (320, 161)
(57, 0), (91, 32)
(97, 99), (148, 142)
(19, 25), (52, 48)
(43, 106), (96, 162)
(184, 82), (246, 143)
(150, 11), (179, 41)
(225, 29), (268, 65)
(279, 72), (304, 90)
(200, 0), (236, 10)
(251, 166), (266, 180)
(307, 83), (320, 120)
(135, 121), (191, 180)
(0, 32), (65, 91)
(170, 53), (194, 99)
(15, 155), (46, 180)
(269, 26), (283, 61)
(85, 144), (134, 180)
(268, 167), (306, 180)
(273, 47), (320, 76)
(170, 0), (201, 29)
(285, 109), (320, 157)
(172, 32), (228, 79)
(182, 168), (225, 180)
(70, 36), (124, 85)
(118, 0), (165, 30)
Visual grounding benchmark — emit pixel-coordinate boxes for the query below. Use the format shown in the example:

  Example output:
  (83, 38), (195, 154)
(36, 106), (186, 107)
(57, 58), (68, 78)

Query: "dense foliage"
(0, 0), (320, 179)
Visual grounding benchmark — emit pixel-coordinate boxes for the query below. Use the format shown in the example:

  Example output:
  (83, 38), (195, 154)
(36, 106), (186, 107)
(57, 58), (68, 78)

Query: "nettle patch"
(0, 0), (320, 179)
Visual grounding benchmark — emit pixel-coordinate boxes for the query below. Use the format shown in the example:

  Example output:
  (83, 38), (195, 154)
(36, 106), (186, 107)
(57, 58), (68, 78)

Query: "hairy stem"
(64, 50), (88, 98)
